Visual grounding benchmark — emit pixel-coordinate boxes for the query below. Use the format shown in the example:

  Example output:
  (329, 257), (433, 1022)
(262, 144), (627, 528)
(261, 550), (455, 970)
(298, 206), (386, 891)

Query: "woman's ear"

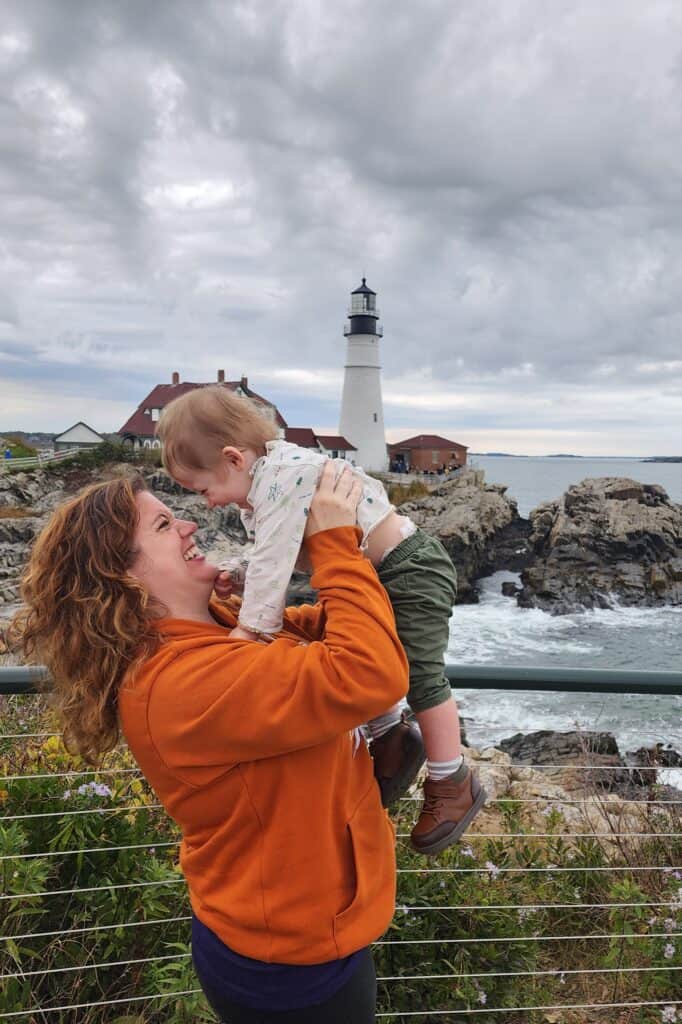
(221, 446), (246, 469)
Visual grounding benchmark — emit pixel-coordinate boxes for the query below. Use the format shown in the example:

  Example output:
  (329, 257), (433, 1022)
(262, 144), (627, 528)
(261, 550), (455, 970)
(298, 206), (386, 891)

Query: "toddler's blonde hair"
(157, 385), (279, 475)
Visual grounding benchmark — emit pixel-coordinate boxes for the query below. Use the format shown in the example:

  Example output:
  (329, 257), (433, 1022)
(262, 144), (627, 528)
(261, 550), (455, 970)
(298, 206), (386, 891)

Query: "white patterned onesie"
(234, 439), (396, 635)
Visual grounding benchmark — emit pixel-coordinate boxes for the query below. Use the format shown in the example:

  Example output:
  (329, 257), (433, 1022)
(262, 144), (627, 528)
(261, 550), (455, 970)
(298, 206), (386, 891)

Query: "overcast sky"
(1, 0), (682, 455)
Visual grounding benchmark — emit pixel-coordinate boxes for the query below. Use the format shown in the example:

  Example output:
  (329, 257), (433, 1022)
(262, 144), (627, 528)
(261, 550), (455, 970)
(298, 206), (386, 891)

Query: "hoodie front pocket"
(332, 784), (396, 956)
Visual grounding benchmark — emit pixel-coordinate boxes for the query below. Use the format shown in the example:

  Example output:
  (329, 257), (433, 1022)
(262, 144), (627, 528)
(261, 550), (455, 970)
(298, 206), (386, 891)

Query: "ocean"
(446, 456), (682, 757)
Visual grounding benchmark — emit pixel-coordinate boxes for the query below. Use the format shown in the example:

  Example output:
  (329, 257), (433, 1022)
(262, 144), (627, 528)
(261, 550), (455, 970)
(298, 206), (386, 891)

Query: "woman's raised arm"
(144, 523), (409, 778)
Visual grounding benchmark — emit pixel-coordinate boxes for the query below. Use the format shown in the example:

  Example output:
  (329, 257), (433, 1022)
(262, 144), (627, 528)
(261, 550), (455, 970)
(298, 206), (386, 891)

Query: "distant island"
(0, 430), (56, 445)
(642, 456), (682, 463)
(470, 452), (586, 459)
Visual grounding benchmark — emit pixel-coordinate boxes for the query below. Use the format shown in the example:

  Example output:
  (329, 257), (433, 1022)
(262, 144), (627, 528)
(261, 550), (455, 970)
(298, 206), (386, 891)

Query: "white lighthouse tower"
(338, 278), (388, 472)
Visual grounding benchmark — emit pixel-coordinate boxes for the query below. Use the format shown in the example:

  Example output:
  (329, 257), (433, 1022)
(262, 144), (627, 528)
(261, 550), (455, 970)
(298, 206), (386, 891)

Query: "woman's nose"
(177, 519), (196, 535)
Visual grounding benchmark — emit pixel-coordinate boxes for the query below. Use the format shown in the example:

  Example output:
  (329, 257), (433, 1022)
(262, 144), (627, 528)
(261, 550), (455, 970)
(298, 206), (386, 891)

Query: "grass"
(385, 479), (432, 505)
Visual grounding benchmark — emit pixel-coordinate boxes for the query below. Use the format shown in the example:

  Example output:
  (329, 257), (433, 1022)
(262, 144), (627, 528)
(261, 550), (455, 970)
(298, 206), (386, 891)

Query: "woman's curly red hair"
(15, 474), (162, 764)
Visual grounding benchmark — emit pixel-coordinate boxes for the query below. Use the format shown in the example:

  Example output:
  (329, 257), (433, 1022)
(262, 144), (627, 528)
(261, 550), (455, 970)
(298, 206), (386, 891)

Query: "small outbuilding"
(315, 435), (357, 460)
(387, 434), (468, 473)
(54, 422), (105, 452)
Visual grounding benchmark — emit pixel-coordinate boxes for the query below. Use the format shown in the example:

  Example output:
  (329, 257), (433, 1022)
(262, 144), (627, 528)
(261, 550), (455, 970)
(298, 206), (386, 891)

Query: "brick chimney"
(217, 369), (225, 383)
(240, 375), (248, 390)
(172, 371), (180, 385)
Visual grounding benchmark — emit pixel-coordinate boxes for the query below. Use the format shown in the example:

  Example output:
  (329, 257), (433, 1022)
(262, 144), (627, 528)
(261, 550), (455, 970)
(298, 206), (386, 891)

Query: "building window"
(151, 408), (160, 421)
(373, 413), (378, 422)
(432, 450), (440, 464)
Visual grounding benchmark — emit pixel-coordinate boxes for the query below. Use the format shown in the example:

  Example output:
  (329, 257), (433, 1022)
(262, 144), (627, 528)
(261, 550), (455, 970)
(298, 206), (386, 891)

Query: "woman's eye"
(158, 517), (171, 530)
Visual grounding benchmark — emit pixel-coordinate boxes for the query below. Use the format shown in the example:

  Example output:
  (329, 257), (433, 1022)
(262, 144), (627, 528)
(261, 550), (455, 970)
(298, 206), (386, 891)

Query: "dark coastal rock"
(626, 745), (682, 802)
(498, 729), (665, 792)
(499, 729), (620, 763)
(517, 477), (682, 614)
(627, 743), (682, 769)
(398, 469), (533, 603)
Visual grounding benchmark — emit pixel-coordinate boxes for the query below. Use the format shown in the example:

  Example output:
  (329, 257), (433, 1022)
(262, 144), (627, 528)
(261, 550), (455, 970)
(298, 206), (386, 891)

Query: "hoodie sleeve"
(147, 526), (408, 774)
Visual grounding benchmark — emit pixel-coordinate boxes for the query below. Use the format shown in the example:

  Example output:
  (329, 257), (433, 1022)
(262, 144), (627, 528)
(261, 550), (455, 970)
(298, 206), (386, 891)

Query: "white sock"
(427, 755), (464, 782)
(367, 704), (403, 741)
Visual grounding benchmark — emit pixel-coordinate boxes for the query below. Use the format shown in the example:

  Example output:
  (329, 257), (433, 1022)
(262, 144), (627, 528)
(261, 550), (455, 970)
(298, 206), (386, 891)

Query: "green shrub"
(43, 442), (163, 474)
(1, 695), (680, 1023)
(4, 437), (38, 459)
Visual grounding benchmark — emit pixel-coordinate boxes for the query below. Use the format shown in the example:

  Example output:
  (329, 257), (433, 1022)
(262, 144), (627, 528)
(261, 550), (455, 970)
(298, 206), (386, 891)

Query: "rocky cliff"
(2, 465), (680, 617)
(517, 477), (682, 614)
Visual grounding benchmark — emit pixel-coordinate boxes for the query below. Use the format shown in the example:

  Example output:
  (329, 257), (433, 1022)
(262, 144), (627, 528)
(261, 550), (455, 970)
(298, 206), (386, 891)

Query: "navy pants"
(197, 948), (377, 1023)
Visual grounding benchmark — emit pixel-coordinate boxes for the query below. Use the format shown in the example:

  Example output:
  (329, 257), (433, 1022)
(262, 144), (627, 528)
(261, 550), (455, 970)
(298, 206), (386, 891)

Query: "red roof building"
(118, 370), (287, 449)
(284, 429), (357, 460)
(283, 427), (319, 448)
(387, 434), (468, 472)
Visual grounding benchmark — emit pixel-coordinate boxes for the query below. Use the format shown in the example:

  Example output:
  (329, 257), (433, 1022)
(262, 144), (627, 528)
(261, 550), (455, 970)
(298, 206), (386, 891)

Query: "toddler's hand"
(229, 624), (259, 642)
(213, 571), (234, 600)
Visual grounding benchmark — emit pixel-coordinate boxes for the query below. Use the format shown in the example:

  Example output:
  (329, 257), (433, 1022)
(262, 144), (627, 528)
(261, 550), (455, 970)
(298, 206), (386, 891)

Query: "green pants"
(377, 528), (457, 713)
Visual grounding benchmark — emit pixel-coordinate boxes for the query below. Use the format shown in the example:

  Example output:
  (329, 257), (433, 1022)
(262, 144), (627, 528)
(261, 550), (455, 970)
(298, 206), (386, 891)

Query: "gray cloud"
(1, 0), (681, 453)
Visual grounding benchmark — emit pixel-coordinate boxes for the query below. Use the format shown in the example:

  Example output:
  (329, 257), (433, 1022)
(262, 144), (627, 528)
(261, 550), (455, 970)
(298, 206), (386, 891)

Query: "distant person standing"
(4, 446), (12, 460)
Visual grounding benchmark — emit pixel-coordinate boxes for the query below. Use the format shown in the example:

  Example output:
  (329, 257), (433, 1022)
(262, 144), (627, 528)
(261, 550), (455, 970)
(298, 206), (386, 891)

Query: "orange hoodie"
(118, 526), (409, 965)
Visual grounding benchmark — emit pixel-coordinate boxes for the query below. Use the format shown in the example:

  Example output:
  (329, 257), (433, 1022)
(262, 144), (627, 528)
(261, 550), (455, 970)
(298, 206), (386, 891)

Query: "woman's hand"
(304, 461), (363, 538)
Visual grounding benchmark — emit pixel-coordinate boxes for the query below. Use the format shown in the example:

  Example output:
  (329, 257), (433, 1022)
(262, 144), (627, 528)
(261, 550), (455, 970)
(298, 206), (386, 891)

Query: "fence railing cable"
(2, 660), (679, 1021)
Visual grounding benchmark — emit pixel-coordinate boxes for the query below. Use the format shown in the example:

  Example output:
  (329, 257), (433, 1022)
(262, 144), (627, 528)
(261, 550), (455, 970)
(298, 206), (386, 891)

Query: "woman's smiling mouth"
(183, 543), (203, 562)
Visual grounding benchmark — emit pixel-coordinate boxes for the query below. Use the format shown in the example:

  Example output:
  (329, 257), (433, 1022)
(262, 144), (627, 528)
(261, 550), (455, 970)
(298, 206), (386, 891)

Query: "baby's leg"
(363, 510), (411, 567)
(376, 529), (461, 767)
(363, 517), (427, 805)
(377, 530), (486, 854)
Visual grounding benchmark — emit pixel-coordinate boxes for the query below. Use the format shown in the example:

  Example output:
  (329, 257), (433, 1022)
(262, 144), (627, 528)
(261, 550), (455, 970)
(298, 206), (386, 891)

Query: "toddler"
(157, 386), (486, 854)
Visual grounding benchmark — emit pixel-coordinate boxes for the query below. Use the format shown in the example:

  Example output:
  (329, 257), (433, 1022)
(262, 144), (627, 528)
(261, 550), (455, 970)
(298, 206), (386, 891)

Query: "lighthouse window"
(373, 413), (378, 422)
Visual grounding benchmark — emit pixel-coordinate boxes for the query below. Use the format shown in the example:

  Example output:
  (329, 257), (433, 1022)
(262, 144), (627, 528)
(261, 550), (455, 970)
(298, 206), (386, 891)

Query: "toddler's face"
(176, 454), (253, 509)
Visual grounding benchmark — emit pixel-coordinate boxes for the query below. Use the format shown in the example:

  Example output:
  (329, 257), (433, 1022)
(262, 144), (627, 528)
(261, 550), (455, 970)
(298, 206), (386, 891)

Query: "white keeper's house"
(54, 422), (105, 452)
(118, 371), (287, 449)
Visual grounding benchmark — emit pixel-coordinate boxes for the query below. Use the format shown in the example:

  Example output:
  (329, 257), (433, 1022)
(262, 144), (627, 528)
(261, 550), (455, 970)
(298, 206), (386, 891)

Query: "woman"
(18, 463), (409, 1023)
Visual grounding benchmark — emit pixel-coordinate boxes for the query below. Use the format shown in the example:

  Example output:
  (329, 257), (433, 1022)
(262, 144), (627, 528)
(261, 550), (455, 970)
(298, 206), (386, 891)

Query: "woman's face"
(128, 491), (219, 613)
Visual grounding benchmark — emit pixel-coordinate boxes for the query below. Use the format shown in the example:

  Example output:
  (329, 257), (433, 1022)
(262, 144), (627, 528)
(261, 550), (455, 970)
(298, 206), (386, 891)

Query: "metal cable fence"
(1, 664), (680, 1022)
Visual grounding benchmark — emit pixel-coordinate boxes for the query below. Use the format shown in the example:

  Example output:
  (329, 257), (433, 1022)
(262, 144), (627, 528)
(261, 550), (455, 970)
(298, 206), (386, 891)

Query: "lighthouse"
(338, 278), (388, 472)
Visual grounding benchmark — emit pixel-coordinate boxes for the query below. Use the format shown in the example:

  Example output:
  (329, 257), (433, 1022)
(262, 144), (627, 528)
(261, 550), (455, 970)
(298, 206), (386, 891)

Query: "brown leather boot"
(371, 716), (426, 808)
(411, 762), (487, 855)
